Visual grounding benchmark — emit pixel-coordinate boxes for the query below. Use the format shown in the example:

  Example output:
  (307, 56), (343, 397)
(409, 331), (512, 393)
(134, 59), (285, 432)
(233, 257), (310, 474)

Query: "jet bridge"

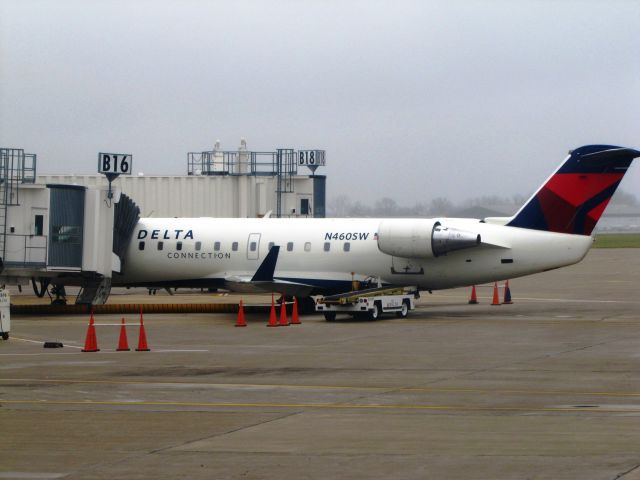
(0, 148), (140, 304)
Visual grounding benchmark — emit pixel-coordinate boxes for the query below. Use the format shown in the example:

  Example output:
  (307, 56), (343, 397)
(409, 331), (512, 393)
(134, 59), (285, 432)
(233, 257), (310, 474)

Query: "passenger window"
(287, 242), (294, 252)
(232, 242), (239, 251)
(250, 241), (257, 252)
(214, 241), (221, 251)
(195, 241), (202, 251)
(268, 242), (275, 251)
(157, 241), (163, 251)
(138, 241), (145, 251)
(177, 241), (183, 251)
(324, 242), (330, 252)
(343, 242), (350, 252)
(304, 242), (311, 252)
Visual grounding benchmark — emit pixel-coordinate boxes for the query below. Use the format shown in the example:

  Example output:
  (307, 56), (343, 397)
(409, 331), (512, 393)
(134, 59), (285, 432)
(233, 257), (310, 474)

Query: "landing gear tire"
(368, 302), (382, 321)
(396, 300), (409, 318)
(299, 296), (317, 314)
(1, 332), (8, 340)
(324, 312), (336, 322)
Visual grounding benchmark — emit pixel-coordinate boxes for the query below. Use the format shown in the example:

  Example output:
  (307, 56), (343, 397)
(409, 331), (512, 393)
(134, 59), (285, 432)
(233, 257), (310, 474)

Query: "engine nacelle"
(431, 223), (481, 257)
(377, 219), (481, 258)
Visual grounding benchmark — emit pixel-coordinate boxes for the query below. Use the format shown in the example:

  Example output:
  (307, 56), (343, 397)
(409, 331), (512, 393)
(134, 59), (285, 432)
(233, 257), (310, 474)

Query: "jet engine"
(377, 219), (481, 258)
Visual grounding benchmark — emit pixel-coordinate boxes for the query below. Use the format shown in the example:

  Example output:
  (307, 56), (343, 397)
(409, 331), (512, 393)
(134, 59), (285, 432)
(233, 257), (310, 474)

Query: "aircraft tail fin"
(507, 145), (640, 235)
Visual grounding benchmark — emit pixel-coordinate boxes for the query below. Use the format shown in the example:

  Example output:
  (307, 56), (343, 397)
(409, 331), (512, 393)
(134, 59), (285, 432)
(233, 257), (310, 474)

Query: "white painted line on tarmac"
(11, 337), (83, 349)
(4, 337), (207, 354)
(510, 297), (640, 304)
(0, 352), (81, 356)
(11, 337), (49, 345)
(0, 473), (67, 479)
(0, 349), (209, 356)
(151, 349), (209, 353)
(93, 323), (142, 326)
(433, 294), (640, 304)
(0, 347), (209, 357)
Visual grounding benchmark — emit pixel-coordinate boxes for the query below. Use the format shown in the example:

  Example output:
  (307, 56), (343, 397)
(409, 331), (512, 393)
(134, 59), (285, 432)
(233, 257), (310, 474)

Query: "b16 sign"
(98, 153), (132, 175)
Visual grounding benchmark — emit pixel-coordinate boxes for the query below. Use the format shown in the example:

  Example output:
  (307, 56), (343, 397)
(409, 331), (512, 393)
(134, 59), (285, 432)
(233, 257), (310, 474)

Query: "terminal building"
(0, 142), (326, 305)
(38, 140), (326, 219)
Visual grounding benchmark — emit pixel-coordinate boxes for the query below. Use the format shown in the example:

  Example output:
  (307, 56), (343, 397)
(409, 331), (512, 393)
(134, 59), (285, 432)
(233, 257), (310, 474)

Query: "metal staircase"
(0, 148), (35, 267)
(0, 149), (18, 264)
(276, 149), (295, 218)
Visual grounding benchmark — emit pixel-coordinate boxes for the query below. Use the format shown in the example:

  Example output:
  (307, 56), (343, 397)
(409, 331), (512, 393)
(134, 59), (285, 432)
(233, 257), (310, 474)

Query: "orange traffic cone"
(236, 299), (247, 327)
(136, 307), (150, 351)
(81, 311), (100, 352)
(117, 317), (130, 351)
(503, 280), (513, 304)
(279, 294), (289, 326)
(290, 297), (301, 325)
(468, 286), (479, 304)
(267, 293), (278, 327)
(491, 282), (501, 306)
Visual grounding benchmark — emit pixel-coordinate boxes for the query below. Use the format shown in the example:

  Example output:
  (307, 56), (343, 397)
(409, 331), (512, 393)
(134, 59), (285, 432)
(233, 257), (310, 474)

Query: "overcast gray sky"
(1, 0), (639, 206)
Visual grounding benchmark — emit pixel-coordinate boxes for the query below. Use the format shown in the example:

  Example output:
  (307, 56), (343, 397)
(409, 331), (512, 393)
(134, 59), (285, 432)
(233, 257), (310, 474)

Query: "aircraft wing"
(223, 245), (315, 296)
(224, 278), (315, 296)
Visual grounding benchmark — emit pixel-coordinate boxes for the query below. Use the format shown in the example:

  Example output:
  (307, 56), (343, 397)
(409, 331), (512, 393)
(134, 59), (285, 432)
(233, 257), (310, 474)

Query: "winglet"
(251, 245), (280, 282)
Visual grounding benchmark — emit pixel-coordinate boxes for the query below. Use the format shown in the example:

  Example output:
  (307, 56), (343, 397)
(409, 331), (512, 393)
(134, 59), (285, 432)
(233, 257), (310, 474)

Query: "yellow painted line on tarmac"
(1, 398), (640, 413)
(2, 378), (640, 398)
(0, 378), (384, 390)
(398, 387), (640, 397)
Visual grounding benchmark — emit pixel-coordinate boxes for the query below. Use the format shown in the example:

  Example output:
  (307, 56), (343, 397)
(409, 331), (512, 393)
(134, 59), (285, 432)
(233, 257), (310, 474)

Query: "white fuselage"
(115, 217), (593, 293)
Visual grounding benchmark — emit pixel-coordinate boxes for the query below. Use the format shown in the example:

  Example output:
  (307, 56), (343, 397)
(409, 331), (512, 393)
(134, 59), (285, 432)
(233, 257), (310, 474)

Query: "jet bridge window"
(287, 242), (294, 252)
(138, 241), (145, 251)
(232, 242), (239, 251)
(34, 215), (44, 236)
(343, 242), (351, 252)
(324, 242), (330, 252)
(157, 241), (164, 251)
(176, 241), (183, 251)
(214, 241), (221, 251)
(301, 198), (310, 215)
(51, 225), (82, 244)
(195, 241), (202, 251)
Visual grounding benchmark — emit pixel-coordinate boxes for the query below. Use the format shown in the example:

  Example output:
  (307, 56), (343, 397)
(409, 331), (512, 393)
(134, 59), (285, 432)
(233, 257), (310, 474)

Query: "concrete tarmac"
(1, 248), (640, 479)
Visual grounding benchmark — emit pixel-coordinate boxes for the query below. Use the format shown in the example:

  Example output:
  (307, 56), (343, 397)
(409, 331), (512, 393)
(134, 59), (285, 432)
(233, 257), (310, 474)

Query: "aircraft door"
(247, 233), (261, 260)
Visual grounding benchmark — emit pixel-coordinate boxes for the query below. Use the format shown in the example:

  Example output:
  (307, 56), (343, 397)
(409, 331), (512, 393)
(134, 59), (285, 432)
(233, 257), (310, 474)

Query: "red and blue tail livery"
(507, 145), (640, 235)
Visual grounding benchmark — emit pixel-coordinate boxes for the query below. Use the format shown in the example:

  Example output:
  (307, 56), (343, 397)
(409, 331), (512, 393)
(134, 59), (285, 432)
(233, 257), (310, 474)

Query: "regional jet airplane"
(114, 145), (639, 308)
